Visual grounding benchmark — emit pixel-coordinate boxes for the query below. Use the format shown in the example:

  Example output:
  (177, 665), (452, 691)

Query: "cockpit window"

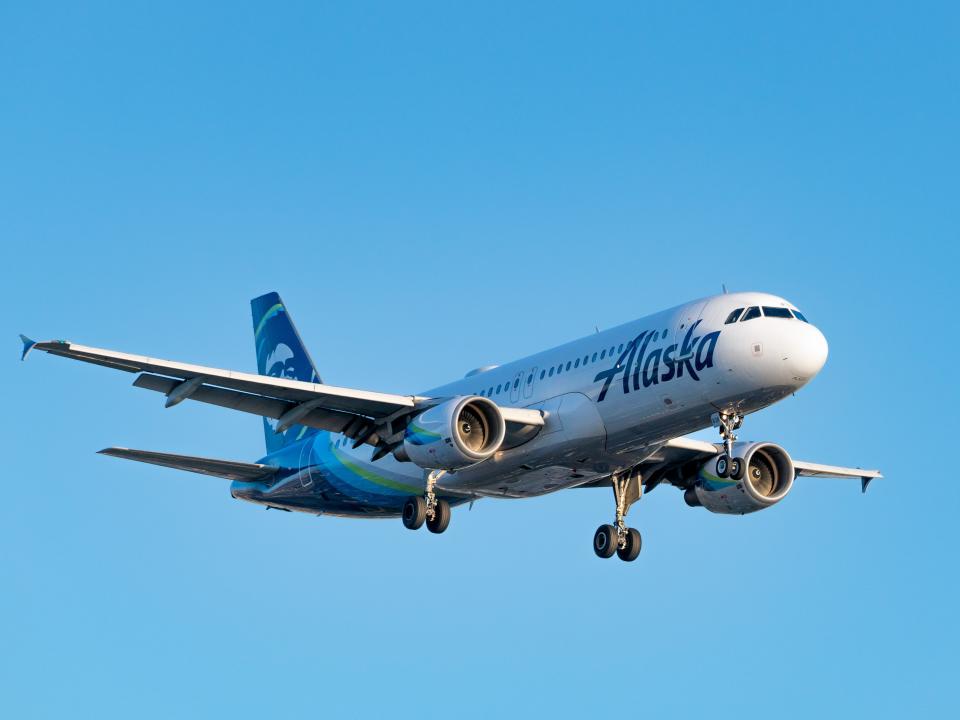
(725, 308), (744, 324)
(741, 306), (762, 321)
(792, 310), (809, 323)
(762, 306), (793, 319)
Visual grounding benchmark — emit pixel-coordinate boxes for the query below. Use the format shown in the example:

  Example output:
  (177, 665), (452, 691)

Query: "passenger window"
(618, 344), (623, 353)
(540, 370), (545, 380)
(488, 387), (493, 395)
(557, 364), (563, 374)
(741, 306), (762, 322)
(565, 361), (572, 371)
(527, 374), (533, 384)
(548, 368), (554, 377)
(600, 350), (606, 359)
(513, 379), (520, 389)
(762, 306), (793, 319)
(725, 308), (744, 324)
(574, 359), (580, 368)
(592, 352), (598, 362)
(496, 384), (502, 393)
(793, 310), (809, 323)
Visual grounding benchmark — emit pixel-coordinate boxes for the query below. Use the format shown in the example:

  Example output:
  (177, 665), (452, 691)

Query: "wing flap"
(134, 373), (363, 435)
(98, 447), (278, 481)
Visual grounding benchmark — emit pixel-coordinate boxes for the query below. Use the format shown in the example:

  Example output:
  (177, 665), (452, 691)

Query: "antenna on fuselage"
(721, 283), (728, 294)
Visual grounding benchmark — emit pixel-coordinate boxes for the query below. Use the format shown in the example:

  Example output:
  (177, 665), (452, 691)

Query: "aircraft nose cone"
(788, 323), (828, 383)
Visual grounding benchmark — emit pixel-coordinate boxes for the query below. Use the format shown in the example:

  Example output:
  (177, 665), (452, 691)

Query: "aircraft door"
(674, 301), (708, 356)
(509, 370), (524, 403)
(298, 435), (315, 488)
(523, 366), (538, 399)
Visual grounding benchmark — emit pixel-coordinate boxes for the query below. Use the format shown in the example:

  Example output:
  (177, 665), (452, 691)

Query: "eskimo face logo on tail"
(261, 343), (301, 433)
(594, 320), (720, 402)
(265, 343), (297, 380)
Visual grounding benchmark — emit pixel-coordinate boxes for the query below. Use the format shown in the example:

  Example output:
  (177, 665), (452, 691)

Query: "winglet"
(861, 476), (874, 494)
(19, 335), (37, 361)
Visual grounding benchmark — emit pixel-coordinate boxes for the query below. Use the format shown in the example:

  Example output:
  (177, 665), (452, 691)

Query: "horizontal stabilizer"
(98, 447), (278, 481)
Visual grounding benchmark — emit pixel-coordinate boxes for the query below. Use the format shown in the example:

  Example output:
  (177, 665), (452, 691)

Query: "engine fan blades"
(749, 453), (777, 496)
(458, 407), (489, 452)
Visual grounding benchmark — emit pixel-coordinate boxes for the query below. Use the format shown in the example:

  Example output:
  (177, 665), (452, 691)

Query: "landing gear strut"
(714, 411), (746, 480)
(402, 469), (452, 534)
(594, 468), (643, 562)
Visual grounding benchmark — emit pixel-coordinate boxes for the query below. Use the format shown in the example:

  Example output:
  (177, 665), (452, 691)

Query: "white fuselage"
(263, 291), (828, 510)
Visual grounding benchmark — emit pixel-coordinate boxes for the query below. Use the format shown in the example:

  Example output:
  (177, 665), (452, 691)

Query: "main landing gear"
(594, 469), (643, 562)
(402, 470), (451, 534)
(713, 411), (746, 481)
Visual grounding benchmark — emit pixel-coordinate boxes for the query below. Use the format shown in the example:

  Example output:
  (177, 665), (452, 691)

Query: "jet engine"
(395, 396), (506, 471)
(684, 442), (795, 515)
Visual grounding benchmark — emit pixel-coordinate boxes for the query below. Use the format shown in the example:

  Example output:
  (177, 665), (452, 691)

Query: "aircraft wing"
(579, 436), (883, 493)
(99, 447), (278, 481)
(21, 337), (544, 458)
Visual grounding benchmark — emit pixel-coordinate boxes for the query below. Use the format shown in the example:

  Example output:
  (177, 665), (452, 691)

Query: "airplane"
(20, 290), (881, 561)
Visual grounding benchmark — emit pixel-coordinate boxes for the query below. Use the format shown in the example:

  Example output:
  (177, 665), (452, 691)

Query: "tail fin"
(251, 292), (321, 454)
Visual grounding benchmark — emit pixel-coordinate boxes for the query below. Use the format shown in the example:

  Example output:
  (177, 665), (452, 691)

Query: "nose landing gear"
(402, 469), (452, 534)
(594, 469), (643, 562)
(713, 411), (746, 480)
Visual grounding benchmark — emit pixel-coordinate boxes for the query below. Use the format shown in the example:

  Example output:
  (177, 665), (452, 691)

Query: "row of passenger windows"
(473, 307), (808, 398)
(724, 306), (809, 324)
(471, 335), (666, 399)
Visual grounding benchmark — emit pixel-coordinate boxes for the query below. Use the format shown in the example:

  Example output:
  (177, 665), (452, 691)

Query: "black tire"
(617, 528), (642, 562)
(731, 458), (746, 481)
(426, 499), (451, 534)
(402, 496), (426, 530)
(715, 455), (730, 478)
(593, 524), (618, 558)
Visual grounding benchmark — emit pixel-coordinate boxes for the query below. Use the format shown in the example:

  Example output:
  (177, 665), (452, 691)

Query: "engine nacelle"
(397, 396), (506, 471)
(687, 442), (795, 515)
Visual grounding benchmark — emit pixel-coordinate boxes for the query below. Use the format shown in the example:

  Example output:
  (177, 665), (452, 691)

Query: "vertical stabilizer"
(251, 292), (321, 454)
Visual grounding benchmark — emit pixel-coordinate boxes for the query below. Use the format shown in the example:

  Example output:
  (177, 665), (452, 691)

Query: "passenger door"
(523, 366), (538, 400)
(509, 370), (524, 403)
(298, 436), (314, 488)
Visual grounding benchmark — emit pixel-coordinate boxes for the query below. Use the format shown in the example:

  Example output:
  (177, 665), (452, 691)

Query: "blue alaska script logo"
(594, 320), (720, 402)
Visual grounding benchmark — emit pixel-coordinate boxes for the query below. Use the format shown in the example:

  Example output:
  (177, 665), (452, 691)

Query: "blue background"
(2, 2), (957, 717)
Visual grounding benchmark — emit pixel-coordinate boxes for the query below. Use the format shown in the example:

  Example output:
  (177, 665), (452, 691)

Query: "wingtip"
(19, 334), (36, 361)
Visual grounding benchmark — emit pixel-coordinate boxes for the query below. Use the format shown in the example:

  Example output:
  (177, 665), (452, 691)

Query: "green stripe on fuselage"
(333, 446), (422, 495)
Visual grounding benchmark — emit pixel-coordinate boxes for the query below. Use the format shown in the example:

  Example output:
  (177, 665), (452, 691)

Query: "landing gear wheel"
(715, 455), (731, 478)
(617, 528), (642, 562)
(402, 496), (426, 530)
(426, 499), (451, 534)
(730, 458), (746, 481)
(593, 524), (618, 558)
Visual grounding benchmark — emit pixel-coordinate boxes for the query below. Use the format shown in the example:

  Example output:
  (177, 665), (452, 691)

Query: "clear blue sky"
(2, 2), (957, 717)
